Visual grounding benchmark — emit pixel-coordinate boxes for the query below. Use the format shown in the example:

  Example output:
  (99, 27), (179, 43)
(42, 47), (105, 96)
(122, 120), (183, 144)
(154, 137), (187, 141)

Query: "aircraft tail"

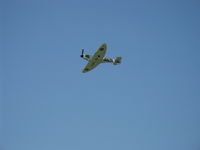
(113, 57), (122, 65)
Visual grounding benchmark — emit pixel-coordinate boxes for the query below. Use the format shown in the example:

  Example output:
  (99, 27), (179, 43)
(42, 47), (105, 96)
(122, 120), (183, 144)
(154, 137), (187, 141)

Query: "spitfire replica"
(80, 43), (122, 73)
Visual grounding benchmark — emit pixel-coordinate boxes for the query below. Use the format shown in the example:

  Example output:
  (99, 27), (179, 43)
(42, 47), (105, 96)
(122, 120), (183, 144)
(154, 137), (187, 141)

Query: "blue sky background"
(1, 0), (200, 150)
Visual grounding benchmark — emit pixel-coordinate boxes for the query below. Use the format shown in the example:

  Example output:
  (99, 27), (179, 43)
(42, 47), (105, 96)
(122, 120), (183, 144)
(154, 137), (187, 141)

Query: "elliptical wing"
(82, 43), (107, 73)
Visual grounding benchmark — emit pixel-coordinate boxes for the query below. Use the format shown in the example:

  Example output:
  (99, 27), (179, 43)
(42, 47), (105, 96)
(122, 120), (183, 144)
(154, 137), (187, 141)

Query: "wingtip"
(82, 68), (89, 73)
(103, 43), (107, 47)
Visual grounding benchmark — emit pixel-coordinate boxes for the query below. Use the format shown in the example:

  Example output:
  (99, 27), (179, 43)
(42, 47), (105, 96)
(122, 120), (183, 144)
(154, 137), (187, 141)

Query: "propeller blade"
(80, 49), (84, 57)
(81, 49), (84, 55)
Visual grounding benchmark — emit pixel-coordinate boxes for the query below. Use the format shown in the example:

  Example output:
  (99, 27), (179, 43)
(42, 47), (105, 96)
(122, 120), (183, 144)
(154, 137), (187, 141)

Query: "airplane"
(80, 43), (122, 73)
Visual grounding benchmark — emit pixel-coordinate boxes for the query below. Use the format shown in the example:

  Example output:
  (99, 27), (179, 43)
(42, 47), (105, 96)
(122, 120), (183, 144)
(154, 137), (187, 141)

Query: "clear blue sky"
(1, 0), (200, 150)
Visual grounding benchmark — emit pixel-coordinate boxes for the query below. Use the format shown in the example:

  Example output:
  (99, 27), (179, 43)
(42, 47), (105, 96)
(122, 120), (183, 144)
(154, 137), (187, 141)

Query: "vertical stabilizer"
(113, 57), (122, 65)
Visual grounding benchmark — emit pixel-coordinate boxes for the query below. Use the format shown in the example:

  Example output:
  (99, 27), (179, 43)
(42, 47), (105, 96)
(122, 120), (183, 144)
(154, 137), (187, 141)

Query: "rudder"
(113, 57), (122, 65)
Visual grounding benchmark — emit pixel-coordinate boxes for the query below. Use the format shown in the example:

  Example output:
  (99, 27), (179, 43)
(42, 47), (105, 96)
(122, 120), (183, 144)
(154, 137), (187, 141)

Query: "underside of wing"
(82, 59), (101, 73)
(82, 43), (107, 73)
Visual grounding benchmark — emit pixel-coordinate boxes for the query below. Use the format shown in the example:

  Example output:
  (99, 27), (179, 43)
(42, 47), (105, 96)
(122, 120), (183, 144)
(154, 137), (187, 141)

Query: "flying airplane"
(80, 43), (122, 73)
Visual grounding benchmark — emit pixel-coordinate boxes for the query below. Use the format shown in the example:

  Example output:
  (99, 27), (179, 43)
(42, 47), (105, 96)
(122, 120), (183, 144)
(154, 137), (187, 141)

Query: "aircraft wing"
(82, 43), (107, 73)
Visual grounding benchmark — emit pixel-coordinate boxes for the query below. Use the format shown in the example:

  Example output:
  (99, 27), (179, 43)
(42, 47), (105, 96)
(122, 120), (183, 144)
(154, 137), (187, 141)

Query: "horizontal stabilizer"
(113, 57), (122, 65)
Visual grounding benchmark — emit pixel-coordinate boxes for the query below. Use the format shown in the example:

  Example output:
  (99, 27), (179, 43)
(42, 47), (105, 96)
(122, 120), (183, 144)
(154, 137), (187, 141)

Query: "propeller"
(80, 49), (84, 57)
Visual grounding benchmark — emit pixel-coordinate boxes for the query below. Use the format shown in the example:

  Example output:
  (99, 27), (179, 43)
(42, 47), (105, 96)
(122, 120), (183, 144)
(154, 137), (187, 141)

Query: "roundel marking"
(100, 48), (104, 51)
